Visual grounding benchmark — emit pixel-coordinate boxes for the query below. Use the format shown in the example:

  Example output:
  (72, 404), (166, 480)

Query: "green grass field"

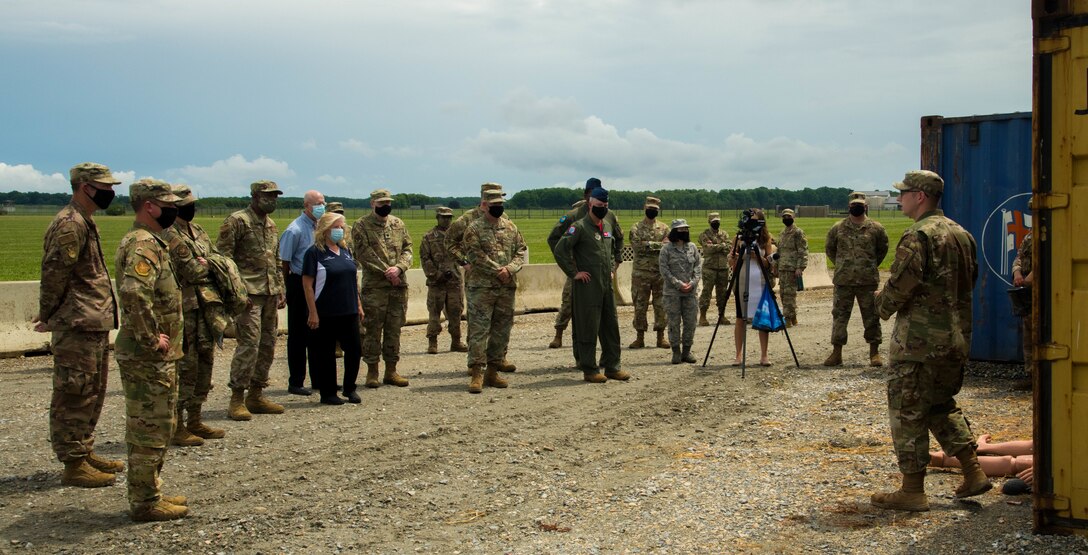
(0, 210), (913, 281)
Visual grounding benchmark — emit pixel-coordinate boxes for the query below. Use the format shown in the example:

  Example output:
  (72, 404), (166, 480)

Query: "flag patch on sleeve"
(566, 226), (577, 235)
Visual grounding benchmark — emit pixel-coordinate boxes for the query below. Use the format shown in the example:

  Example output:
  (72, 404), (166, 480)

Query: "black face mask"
(710, 221), (720, 230)
(375, 204), (393, 217)
(782, 218), (794, 227)
(669, 230), (690, 242)
(645, 209), (658, 220)
(84, 185), (115, 210)
(178, 204), (196, 222)
(849, 205), (866, 217)
(155, 205), (178, 229)
(488, 205), (505, 218)
(591, 205), (608, 220)
(437, 217), (452, 229)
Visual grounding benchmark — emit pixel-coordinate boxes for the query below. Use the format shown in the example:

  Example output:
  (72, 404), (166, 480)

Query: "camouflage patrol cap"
(848, 191), (867, 205)
(171, 184), (196, 206)
(483, 191), (505, 205)
(130, 178), (182, 204)
(481, 182), (503, 195)
(670, 218), (690, 231)
(251, 180), (283, 195)
(707, 212), (721, 223)
(370, 188), (394, 202)
(326, 201), (344, 214)
(781, 208), (796, 217)
(894, 170), (944, 196)
(436, 206), (454, 216)
(70, 162), (121, 185)
(644, 196), (661, 208)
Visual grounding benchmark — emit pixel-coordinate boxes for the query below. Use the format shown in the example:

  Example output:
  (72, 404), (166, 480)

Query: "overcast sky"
(0, 0), (1030, 198)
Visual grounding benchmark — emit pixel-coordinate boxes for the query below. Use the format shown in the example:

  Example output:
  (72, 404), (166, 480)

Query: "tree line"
(1, 185), (864, 211)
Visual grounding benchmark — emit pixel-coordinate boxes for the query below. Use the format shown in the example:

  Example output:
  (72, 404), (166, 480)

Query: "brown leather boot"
(605, 368), (631, 380)
(583, 371), (607, 383)
(245, 388), (285, 414)
(548, 328), (564, 349)
(628, 330), (645, 349)
(61, 458), (115, 488)
(227, 388), (252, 421)
(85, 452), (124, 473)
(869, 343), (884, 367)
(171, 408), (205, 447)
(450, 334), (468, 353)
(186, 405), (225, 439)
(365, 363), (381, 388)
(468, 365), (484, 393)
(823, 345), (843, 367)
(871, 471), (929, 511)
(656, 329), (670, 349)
(497, 358), (517, 373)
(484, 363), (509, 388)
(131, 499), (189, 522)
(954, 447), (994, 498)
(383, 362), (409, 387)
(427, 336), (438, 354)
(699, 308), (710, 327)
(162, 495), (188, 506)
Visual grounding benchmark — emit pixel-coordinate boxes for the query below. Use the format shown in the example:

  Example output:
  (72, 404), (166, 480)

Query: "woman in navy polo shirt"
(302, 213), (364, 404)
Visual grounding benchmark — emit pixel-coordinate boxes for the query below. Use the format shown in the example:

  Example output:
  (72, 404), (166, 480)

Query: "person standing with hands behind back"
(659, 219), (702, 364)
(302, 212), (364, 405)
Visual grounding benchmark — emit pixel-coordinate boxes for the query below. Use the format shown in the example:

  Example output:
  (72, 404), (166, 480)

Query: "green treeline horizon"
(0, 185), (889, 211)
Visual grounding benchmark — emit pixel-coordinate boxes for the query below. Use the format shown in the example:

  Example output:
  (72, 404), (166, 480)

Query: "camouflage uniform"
(825, 211), (888, 346)
(421, 208), (464, 345)
(114, 180), (184, 510)
(659, 221), (702, 350)
(218, 193), (284, 391)
(1012, 232), (1033, 372)
(463, 202), (527, 370)
(776, 210), (808, 323)
(40, 183), (119, 465)
(352, 192), (412, 365)
(629, 197), (669, 334)
(876, 207), (978, 474)
(698, 214), (731, 320)
(547, 198), (624, 333)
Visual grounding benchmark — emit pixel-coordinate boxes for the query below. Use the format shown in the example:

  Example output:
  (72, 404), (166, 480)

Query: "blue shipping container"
(920, 112), (1032, 362)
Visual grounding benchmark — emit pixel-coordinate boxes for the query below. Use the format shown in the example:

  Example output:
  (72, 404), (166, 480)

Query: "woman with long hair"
(728, 209), (777, 366)
(301, 213), (364, 404)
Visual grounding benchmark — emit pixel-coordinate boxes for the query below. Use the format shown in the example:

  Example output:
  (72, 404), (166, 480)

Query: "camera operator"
(420, 207), (468, 354)
(728, 208), (776, 366)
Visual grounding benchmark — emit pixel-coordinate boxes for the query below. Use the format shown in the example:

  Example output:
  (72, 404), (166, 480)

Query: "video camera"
(737, 209), (765, 244)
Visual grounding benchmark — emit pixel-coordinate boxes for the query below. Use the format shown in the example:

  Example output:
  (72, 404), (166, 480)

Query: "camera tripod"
(701, 238), (800, 377)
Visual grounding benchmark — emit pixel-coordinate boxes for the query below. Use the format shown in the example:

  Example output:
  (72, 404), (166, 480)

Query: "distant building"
(854, 190), (893, 211)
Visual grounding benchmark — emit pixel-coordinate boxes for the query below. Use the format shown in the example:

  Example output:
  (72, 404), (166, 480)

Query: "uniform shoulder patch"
(134, 259), (152, 277)
(559, 216), (567, 224)
(566, 226), (577, 235)
(174, 244), (191, 259)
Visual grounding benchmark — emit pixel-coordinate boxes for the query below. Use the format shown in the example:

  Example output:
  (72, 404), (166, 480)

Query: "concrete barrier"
(3, 256), (830, 358)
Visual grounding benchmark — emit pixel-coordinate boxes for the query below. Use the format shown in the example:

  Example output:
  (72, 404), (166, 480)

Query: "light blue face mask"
(330, 228), (344, 244)
(312, 204), (326, 219)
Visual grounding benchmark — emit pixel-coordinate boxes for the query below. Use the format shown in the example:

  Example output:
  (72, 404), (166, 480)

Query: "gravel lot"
(1, 286), (1085, 554)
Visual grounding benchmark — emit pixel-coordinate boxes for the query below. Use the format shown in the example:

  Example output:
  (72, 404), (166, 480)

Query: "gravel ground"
(1, 286), (1085, 554)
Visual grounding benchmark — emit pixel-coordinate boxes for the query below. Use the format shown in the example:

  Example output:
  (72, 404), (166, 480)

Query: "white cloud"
(317, 174), (348, 185)
(340, 139), (376, 158)
(0, 163), (71, 193)
(461, 92), (909, 190)
(165, 155), (295, 197)
(299, 139), (318, 151)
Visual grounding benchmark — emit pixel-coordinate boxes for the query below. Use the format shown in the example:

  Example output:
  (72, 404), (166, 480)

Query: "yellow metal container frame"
(1033, 0), (1088, 534)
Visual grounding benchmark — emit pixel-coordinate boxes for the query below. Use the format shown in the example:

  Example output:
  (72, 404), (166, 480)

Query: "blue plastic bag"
(751, 285), (785, 332)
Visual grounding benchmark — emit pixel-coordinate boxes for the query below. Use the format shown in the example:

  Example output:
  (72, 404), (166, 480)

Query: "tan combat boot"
(628, 331), (645, 349)
(656, 329), (670, 349)
(227, 388), (252, 421)
(954, 447), (994, 498)
(871, 471), (929, 512)
(498, 358), (517, 373)
(583, 371), (607, 383)
(162, 495), (188, 506)
(427, 336), (438, 354)
(605, 368), (631, 381)
(823, 345), (843, 367)
(468, 365), (484, 394)
(450, 333), (468, 353)
(365, 363), (381, 388)
(171, 408), (205, 447)
(186, 405), (225, 439)
(131, 499), (189, 522)
(61, 458), (115, 488)
(245, 387), (285, 414)
(699, 308), (710, 327)
(869, 343), (884, 367)
(548, 329), (563, 349)
(383, 362), (409, 387)
(86, 452), (124, 473)
(484, 363), (509, 388)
